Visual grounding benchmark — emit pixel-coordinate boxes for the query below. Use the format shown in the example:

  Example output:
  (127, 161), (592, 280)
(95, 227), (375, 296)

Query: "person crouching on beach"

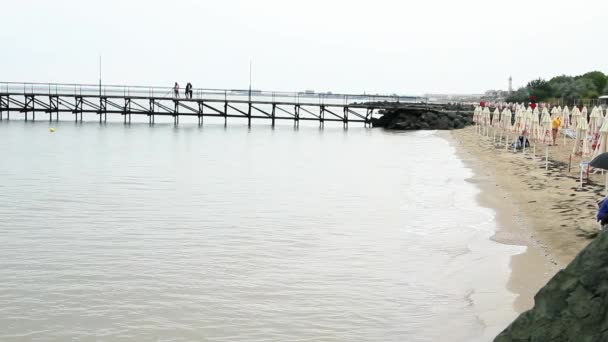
(552, 116), (562, 146)
(597, 197), (608, 231)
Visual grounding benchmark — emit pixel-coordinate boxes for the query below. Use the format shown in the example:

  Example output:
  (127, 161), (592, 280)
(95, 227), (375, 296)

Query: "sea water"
(0, 118), (523, 341)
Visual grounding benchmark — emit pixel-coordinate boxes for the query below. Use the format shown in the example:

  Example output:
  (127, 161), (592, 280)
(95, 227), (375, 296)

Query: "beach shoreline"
(441, 126), (602, 314)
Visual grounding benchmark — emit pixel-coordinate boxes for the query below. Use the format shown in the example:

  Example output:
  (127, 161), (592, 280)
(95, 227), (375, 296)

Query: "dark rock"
(371, 106), (474, 131)
(494, 230), (608, 342)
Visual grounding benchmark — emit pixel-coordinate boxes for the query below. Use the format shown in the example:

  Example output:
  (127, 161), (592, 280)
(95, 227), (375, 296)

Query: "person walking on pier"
(174, 82), (180, 98)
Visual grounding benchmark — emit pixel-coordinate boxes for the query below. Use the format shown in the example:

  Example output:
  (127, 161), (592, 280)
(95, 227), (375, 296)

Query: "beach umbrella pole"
(545, 145), (549, 170)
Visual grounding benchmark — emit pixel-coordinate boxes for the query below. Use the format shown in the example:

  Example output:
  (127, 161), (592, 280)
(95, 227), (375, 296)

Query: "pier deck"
(0, 82), (428, 127)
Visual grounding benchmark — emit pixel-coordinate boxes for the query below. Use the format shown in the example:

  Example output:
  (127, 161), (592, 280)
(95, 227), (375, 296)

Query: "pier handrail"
(0, 81), (428, 105)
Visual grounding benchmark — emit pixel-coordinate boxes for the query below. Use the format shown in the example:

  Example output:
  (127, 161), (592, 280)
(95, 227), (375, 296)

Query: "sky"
(1, 0), (607, 95)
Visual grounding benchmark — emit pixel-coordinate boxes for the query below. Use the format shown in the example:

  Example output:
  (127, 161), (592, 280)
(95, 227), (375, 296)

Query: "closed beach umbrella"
(522, 109), (534, 153)
(562, 106), (571, 128)
(589, 107), (603, 149)
(589, 107), (603, 134)
(500, 108), (513, 147)
(509, 108), (525, 151)
(571, 106), (581, 129)
(529, 109), (543, 155)
(582, 106), (588, 120)
(482, 107), (492, 136)
(540, 110), (553, 169)
(572, 116), (591, 158)
(592, 118), (608, 159)
(492, 108), (501, 142)
(512, 108), (522, 133)
(541, 108), (553, 144)
(492, 108), (501, 128)
(473, 106), (481, 133)
(550, 106), (561, 120)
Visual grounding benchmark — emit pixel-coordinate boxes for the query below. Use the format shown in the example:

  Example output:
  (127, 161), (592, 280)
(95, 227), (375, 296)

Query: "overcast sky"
(1, 0), (606, 95)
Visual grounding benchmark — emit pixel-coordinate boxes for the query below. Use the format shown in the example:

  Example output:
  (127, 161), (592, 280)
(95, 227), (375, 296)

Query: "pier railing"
(0, 81), (427, 106)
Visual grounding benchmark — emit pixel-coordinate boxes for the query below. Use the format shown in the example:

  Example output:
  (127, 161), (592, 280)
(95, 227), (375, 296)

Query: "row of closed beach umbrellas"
(473, 104), (608, 158)
(473, 103), (608, 190)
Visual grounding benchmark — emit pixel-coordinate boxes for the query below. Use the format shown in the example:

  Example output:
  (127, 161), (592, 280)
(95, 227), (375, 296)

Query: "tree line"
(506, 71), (608, 104)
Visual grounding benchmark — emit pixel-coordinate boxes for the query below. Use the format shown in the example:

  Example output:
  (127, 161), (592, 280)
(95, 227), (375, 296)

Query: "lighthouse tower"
(508, 76), (513, 94)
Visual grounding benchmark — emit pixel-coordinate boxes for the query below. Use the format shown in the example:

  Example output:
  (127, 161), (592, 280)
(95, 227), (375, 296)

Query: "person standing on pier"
(185, 82), (193, 99)
(174, 82), (180, 98)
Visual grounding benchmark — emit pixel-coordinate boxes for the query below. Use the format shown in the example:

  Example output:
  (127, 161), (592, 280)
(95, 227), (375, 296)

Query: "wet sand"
(445, 126), (603, 313)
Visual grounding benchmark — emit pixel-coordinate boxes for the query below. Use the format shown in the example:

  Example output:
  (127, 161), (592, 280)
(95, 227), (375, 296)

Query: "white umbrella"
(560, 105), (571, 146)
(510, 108), (525, 151)
(492, 108), (501, 143)
(473, 106), (482, 134)
(522, 109), (534, 154)
(482, 107), (492, 136)
(592, 117), (608, 159)
(500, 108), (512, 147)
(571, 106), (582, 129)
(550, 106), (560, 120)
(582, 106), (588, 119)
(589, 106), (603, 150)
(572, 115), (590, 187)
(530, 109), (543, 154)
(562, 106), (571, 128)
(541, 109), (553, 169)
(572, 116), (591, 158)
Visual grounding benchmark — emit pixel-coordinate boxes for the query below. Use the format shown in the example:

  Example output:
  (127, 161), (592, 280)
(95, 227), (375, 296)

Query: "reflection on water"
(0, 119), (520, 341)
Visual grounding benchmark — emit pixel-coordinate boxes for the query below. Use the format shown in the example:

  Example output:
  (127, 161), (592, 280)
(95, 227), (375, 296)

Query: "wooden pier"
(0, 82), (428, 127)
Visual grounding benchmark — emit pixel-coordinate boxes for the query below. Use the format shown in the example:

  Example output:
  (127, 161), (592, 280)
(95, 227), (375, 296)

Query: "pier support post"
(247, 102), (252, 127)
(224, 101), (228, 126)
(149, 99), (155, 125)
(271, 104), (276, 128)
(198, 101), (204, 126)
(173, 100), (179, 125)
(319, 106), (325, 128)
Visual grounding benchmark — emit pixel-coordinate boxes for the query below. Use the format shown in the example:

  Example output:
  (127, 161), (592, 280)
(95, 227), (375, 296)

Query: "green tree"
(578, 71), (607, 94)
(548, 75), (574, 98)
(526, 78), (552, 101)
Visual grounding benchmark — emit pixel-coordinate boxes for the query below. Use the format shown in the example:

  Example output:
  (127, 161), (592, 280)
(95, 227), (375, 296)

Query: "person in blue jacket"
(597, 197), (608, 231)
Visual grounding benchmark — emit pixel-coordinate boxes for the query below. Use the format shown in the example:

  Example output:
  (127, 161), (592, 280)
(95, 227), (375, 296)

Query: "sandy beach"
(446, 126), (604, 313)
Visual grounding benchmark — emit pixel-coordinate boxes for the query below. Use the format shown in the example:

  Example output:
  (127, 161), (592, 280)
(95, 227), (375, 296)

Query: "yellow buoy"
(49, 128), (55, 133)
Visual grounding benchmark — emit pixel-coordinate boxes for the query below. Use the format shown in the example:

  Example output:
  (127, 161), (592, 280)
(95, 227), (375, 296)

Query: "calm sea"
(0, 118), (523, 341)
